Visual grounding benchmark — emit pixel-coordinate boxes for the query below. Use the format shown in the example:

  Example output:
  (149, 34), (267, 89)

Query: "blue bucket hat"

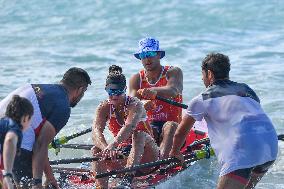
(134, 37), (165, 60)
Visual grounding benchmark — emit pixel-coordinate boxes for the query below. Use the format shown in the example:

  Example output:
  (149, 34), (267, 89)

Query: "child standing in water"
(0, 95), (34, 189)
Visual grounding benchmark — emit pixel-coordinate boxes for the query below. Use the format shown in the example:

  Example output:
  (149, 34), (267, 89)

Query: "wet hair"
(105, 65), (126, 89)
(61, 67), (92, 89)
(5, 95), (34, 126)
(201, 53), (230, 79)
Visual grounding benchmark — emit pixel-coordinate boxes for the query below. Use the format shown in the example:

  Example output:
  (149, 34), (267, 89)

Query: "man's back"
(31, 84), (70, 133)
(187, 79), (278, 176)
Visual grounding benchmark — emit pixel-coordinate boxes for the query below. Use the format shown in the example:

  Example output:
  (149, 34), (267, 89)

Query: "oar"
(57, 143), (93, 150)
(52, 167), (91, 175)
(55, 137), (209, 151)
(278, 134), (284, 141)
(95, 148), (214, 179)
(50, 154), (125, 165)
(50, 137), (211, 166)
(49, 127), (92, 149)
(156, 95), (188, 109)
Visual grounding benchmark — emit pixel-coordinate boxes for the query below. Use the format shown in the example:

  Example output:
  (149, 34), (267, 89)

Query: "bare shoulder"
(129, 72), (141, 91)
(128, 96), (143, 110)
(167, 66), (183, 79)
(129, 72), (140, 83)
(96, 100), (110, 115)
(168, 66), (183, 75)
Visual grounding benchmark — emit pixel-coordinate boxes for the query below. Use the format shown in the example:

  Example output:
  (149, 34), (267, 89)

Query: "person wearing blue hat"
(129, 37), (183, 159)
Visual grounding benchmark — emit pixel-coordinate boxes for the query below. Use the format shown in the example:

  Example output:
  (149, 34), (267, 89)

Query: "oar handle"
(278, 134), (284, 141)
(49, 128), (92, 149)
(186, 138), (210, 152)
(156, 96), (188, 109)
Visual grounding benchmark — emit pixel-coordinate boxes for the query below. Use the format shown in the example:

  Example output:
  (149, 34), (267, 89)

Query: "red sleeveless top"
(108, 96), (153, 146)
(139, 66), (182, 123)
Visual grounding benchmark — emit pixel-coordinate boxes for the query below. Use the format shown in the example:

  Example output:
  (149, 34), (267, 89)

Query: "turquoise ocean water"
(0, 0), (283, 188)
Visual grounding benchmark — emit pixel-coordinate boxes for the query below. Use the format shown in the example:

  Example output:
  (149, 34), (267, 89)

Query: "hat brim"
(134, 51), (165, 60)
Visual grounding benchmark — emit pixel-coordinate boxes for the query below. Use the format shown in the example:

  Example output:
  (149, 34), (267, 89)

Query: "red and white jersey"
(108, 96), (153, 146)
(139, 66), (182, 123)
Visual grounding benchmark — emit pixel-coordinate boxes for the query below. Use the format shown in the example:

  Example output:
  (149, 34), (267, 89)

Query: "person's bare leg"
(92, 147), (126, 188)
(159, 121), (177, 159)
(127, 131), (159, 167)
(92, 147), (109, 189)
(245, 172), (265, 189)
(32, 121), (56, 189)
(217, 175), (246, 189)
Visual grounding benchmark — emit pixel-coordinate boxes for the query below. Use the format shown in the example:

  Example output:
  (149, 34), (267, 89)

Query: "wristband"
(31, 178), (42, 186)
(2, 172), (13, 179)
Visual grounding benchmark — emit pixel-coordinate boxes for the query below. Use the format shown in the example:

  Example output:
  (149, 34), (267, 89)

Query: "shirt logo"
(154, 104), (163, 113)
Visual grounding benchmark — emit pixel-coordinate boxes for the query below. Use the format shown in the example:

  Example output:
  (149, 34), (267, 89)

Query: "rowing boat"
(53, 127), (209, 189)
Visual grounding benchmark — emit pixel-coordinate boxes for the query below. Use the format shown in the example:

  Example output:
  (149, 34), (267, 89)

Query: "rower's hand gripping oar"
(137, 89), (188, 109)
(49, 127), (92, 154)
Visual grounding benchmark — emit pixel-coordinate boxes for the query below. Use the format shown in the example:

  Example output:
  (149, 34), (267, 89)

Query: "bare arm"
(32, 120), (56, 189)
(43, 159), (59, 189)
(170, 114), (195, 155)
(129, 73), (141, 97)
(132, 67), (183, 100)
(3, 132), (18, 173)
(2, 132), (17, 189)
(111, 99), (143, 147)
(92, 101), (109, 150)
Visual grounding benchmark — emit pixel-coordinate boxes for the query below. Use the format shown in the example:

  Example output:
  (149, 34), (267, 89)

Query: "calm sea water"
(0, 0), (283, 188)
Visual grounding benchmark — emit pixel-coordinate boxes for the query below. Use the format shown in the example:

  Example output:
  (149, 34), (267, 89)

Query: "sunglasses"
(139, 51), (157, 59)
(105, 88), (125, 96)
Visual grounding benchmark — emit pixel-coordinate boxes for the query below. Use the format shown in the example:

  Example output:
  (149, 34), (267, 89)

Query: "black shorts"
(13, 148), (33, 187)
(116, 145), (132, 156)
(150, 121), (166, 144)
(228, 160), (275, 185)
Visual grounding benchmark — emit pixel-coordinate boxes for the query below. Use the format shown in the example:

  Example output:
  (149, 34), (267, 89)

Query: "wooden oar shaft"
(156, 96), (188, 109)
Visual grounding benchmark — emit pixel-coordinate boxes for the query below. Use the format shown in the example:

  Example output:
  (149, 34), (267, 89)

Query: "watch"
(2, 170), (13, 179)
(31, 178), (42, 186)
